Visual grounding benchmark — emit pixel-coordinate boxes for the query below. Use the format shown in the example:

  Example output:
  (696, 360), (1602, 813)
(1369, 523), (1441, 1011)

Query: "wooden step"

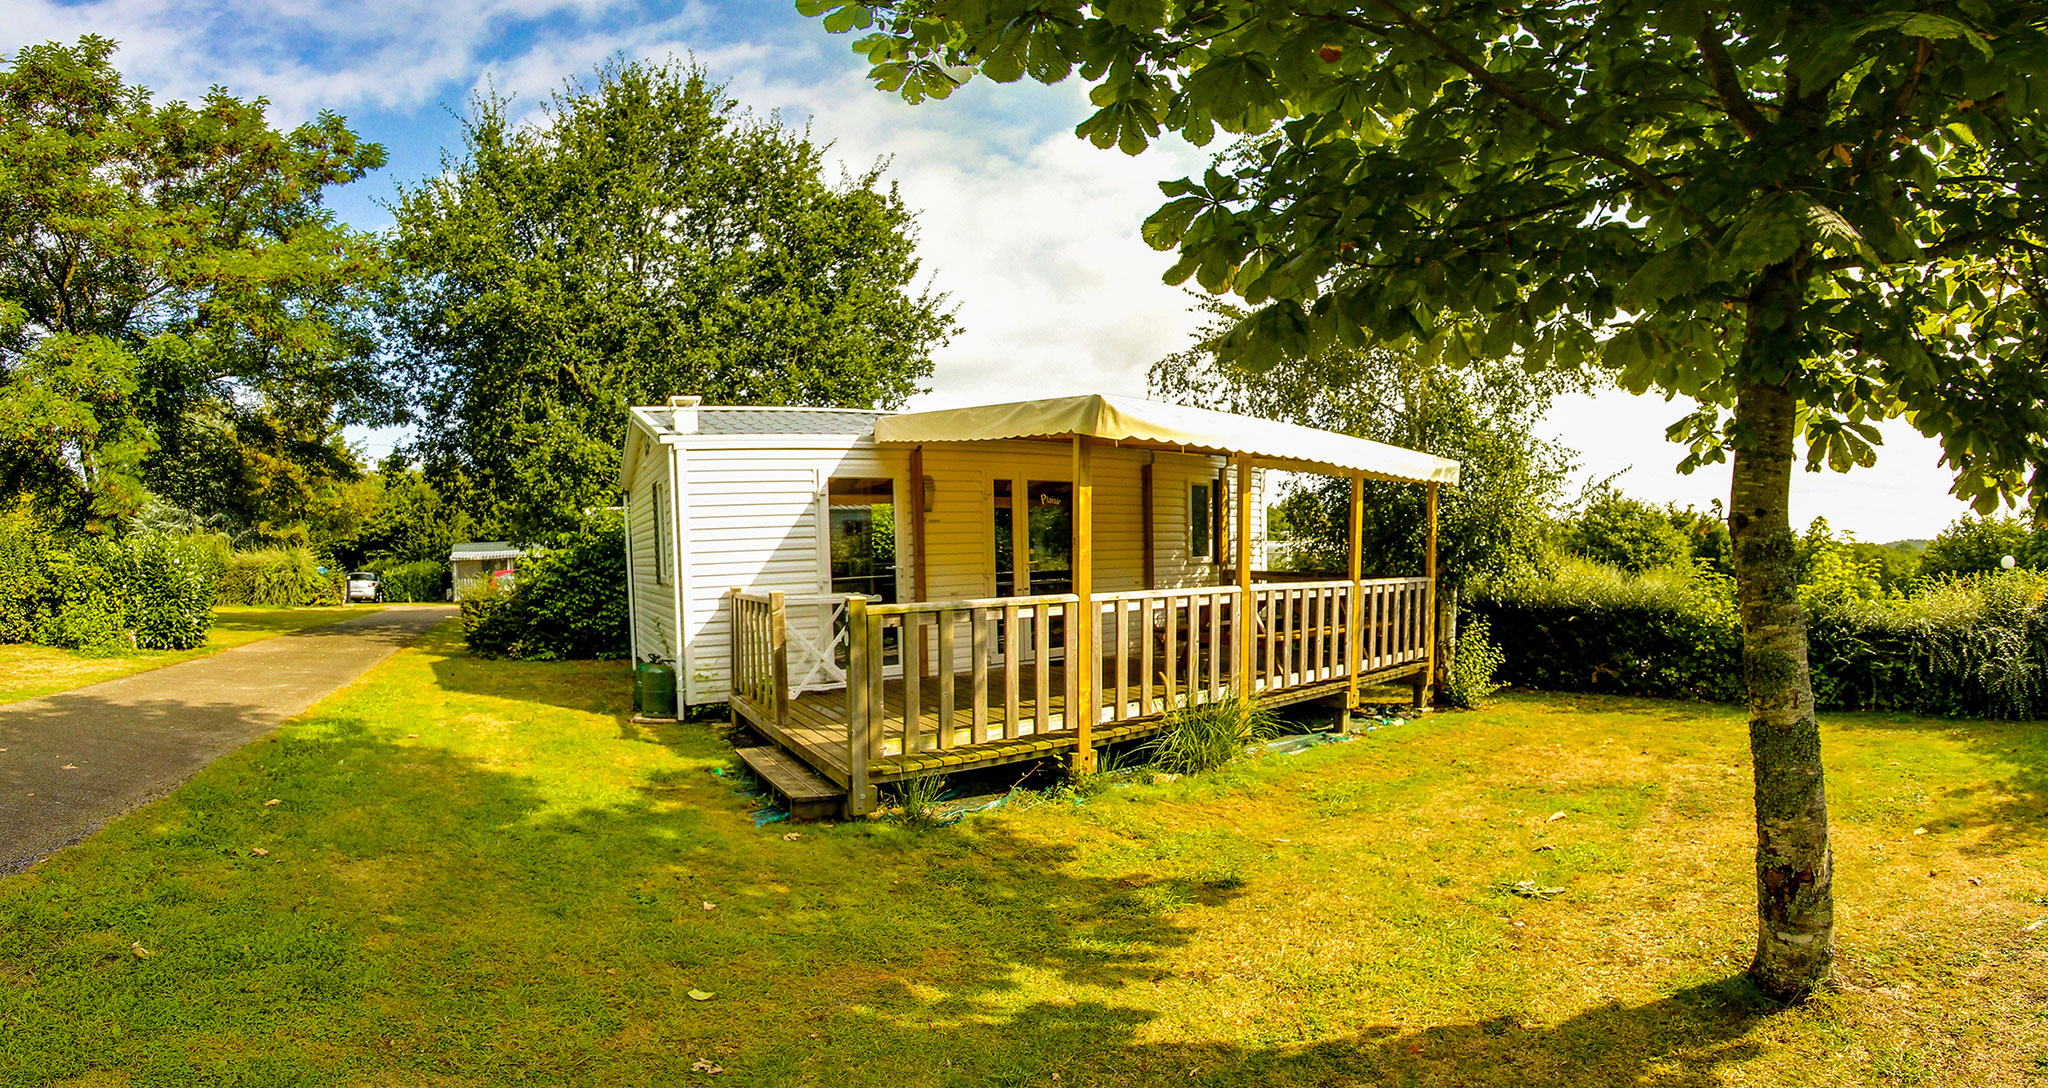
(734, 746), (845, 821)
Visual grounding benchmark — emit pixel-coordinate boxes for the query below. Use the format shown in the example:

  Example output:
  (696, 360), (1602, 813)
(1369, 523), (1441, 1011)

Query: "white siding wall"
(625, 448), (675, 665)
(678, 440), (908, 705)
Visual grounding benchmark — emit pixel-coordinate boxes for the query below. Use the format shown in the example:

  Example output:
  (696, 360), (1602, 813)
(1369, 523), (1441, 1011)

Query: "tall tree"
(808, 1), (2048, 998)
(1151, 297), (1572, 583)
(384, 58), (958, 540)
(0, 37), (392, 531)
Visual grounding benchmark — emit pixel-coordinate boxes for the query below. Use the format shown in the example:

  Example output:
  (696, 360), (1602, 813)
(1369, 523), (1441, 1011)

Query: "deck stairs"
(735, 746), (846, 821)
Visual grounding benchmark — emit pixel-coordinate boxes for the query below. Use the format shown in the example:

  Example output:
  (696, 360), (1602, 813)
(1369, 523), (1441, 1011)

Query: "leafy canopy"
(0, 37), (392, 530)
(810, 0), (2048, 512)
(384, 58), (958, 541)
(1152, 296), (1573, 583)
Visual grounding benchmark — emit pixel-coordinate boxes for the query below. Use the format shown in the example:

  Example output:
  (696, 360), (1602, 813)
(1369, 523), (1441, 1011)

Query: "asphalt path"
(0, 605), (454, 875)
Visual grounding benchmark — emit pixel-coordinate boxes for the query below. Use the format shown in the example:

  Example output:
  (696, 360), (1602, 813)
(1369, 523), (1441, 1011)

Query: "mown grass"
(0, 627), (2042, 1087)
(0, 605), (383, 706)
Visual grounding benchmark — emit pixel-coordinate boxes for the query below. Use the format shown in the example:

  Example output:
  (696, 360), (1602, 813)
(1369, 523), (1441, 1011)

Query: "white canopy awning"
(873, 393), (1459, 486)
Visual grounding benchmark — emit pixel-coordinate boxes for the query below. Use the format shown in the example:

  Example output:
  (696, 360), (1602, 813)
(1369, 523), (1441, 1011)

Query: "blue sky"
(6, 0), (1982, 542)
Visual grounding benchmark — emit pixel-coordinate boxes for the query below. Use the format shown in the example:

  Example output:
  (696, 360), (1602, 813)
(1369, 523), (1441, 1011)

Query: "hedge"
(0, 517), (218, 652)
(377, 559), (449, 603)
(460, 516), (628, 660)
(1472, 560), (2048, 720)
(214, 547), (344, 606)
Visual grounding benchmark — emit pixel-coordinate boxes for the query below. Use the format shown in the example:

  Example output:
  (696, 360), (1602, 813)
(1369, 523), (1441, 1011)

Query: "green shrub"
(1442, 615), (1506, 709)
(889, 773), (947, 831)
(1147, 695), (1279, 775)
(0, 512), (54, 643)
(25, 534), (217, 652)
(377, 559), (448, 603)
(461, 516), (627, 660)
(1470, 557), (1743, 701)
(121, 535), (217, 649)
(1477, 558), (2048, 721)
(37, 546), (129, 652)
(217, 547), (341, 606)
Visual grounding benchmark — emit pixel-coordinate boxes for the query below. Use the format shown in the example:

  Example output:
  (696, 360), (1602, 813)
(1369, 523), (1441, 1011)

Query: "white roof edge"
(872, 393), (1458, 486)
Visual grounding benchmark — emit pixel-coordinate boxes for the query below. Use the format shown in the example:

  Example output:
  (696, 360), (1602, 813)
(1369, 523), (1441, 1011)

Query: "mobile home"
(620, 393), (1457, 815)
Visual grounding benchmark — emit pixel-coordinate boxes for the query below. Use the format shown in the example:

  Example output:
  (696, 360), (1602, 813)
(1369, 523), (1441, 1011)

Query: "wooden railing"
(847, 593), (1081, 759)
(1246, 579), (1349, 693)
(730, 590), (788, 724)
(1358, 576), (1432, 673)
(734, 575), (1434, 813)
(1090, 587), (1242, 724)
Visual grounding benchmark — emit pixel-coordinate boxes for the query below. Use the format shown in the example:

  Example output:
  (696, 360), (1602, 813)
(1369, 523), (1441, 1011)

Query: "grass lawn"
(0, 606), (379, 706)
(1, 626), (2042, 1087)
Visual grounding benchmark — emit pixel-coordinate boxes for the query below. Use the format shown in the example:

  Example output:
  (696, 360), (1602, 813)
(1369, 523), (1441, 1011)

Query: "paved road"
(0, 606), (455, 875)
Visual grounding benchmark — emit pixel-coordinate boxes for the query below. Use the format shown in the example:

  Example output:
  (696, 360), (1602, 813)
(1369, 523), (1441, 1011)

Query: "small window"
(651, 481), (669, 586)
(1190, 483), (1212, 562)
(828, 477), (897, 603)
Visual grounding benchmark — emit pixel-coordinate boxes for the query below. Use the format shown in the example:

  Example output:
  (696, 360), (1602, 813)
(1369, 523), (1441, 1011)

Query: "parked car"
(344, 571), (381, 603)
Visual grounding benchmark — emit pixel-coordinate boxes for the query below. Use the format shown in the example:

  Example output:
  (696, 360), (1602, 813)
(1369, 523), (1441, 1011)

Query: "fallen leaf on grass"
(2026, 919), (2044, 933)
(131, 942), (152, 960)
(1533, 844), (1557, 852)
(1913, 828), (1927, 836)
(691, 1058), (724, 1074)
(688, 990), (715, 1001)
(250, 847), (270, 857)
(1546, 811), (1566, 823)
(783, 832), (801, 841)
(702, 902), (716, 911)
(263, 799), (281, 807)
(61, 764), (77, 771)
(1497, 879), (1566, 900)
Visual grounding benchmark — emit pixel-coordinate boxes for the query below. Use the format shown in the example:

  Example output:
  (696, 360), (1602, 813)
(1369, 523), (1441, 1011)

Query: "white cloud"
(5, 0), (700, 123)
(1539, 388), (1977, 543)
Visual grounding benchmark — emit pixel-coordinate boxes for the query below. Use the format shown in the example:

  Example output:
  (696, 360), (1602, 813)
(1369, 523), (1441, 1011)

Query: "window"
(1190, 482), (1213, 562)
(827, 477), (897, 602)
(651, 481), (669, 586)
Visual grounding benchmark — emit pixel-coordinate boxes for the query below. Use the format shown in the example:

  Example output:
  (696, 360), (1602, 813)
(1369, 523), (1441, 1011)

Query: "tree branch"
(1338, 1), (1710, 227)
(1696, 14), (1768, 139)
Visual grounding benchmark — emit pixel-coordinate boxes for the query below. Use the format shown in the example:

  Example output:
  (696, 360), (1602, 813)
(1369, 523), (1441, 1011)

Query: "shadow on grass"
(1, 685), (1796, 1088)
(426, 643), (635, 718)
(1825, 709), (2048, 856)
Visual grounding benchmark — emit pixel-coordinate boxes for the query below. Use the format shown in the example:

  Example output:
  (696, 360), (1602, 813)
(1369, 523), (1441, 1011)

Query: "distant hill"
(1880, 539), (1930, 553)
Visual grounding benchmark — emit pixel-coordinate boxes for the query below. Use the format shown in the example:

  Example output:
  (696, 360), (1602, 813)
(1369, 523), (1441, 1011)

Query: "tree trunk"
(1729, 376), (1834, 1000)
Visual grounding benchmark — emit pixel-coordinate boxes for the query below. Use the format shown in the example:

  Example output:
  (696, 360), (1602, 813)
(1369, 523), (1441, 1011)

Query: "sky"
(6, 0), (1985, 544)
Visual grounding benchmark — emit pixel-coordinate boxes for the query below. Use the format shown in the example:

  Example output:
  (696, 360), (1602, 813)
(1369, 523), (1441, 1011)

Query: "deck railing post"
(769, 591), (790, 728)
(845, 595), (874, 816)
(727, 587), (742, 701)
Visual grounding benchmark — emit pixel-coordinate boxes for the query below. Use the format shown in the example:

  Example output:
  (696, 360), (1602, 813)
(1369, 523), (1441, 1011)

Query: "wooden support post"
(1235, 458), (1253, 699)
(845, 595), (873, 816)
(1140, 460), (1155, 590)
(1346, 473), (1364, 714)
(1214, 467), (1229, 584)
(1423, 480), (1440, 708)
(1011, 474), (1030, 595)
(1071, 435), (1096, 773)
(769, 591), (790, 728)
(909, 445), (930, 699)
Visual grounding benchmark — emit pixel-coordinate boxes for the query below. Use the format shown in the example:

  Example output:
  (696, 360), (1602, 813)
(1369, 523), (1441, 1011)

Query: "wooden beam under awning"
(1071, 433), (1096, 773)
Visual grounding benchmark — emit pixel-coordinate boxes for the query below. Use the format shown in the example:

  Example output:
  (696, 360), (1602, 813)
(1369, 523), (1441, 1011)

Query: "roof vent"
(668, 395), (702, 434)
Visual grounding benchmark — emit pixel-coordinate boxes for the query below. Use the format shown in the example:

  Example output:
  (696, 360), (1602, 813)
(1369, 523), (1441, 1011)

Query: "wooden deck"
(728, 577), (1437, 816)
(731, 652), (1427, 790)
